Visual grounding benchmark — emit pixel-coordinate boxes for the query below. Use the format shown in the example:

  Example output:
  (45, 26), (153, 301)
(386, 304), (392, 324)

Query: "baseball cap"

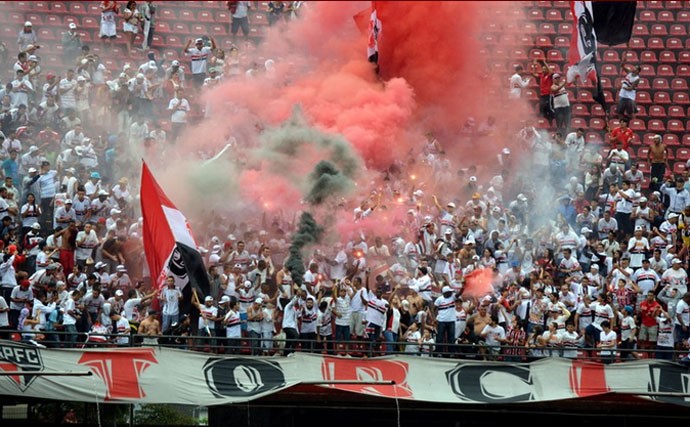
(447, 202), (456, 209)
(110, 208), (121, 215)
(634, 225), (643, 232)
(669, 213), (680, 219)
(442, 286), (452, 293)
(31, 223), (40, 230)
(116, 265), (127, 272)
(580, 227), (592, 234)
(204, 296), (214, 302)
(672, 258), (682, 265)
(469, 176), (477, 182)
(195, 38), (204, 43)
(28, 55), (38, 62)
(28, 167), (37, 173)
(69, 23), (77, 29)
(639, 197), (647, 203)
(502, 148), (511, 155)
(255, 297), (263, 304)
(220, 295), (231, 304)
(590, 264), (599, 270)
(115, 289), (124, 296)
(65, 199), (73, 204)
(171, 60), (180, 67)
(24, 21), (32, 27)
(77, 76), (86, 82)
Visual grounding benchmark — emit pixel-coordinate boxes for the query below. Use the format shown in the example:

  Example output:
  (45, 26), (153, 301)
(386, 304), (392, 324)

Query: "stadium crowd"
(0, 1), (689, 366)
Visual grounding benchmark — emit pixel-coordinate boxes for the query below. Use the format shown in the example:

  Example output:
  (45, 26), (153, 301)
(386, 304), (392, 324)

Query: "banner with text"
(0, 341), (689, 406)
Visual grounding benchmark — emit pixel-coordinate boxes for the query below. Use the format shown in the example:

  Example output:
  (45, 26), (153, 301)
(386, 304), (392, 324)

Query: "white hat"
(442, 286), (452, 293)
(447, 202), (456, 209)
(28, 145), (38, 153)
(110, 208), (121, 215)
(28, 55), (38, 62)
(148, 60), (156, 68)
(580, 227), (592, 234)
(204, 295), (214, 302)
(590, 264), (599, 270)
(195, 38), (204, 43)
(220, 295), (231, 304)
(502, 148), (511, 155)
(77, 76), (86, 82)
(24, 21), (32, 27)
(28, 167), (37, 173)
(171, 60), (180, 67)
(69, 22), (77, 29)
(64, 199), (73, 204)
(66, 167), (76, 173)
(413, 189), (424, 197)
(116, 265), (127, 272)
(211, 244), (221, 253)
(469, 176), (477, 182)
(31, 223), (40, 230)
(98, 189), (109, 196)
(227, 234), (237, 241)
(94, 261), (106, 269)
(234, 263), (242, 269)
(115, 289), (124, 296)
(209, 254), (221, 265)
(672, 258), (682, 265)
(669, 213), (680, 219)
(444, 229), (453, 235)
(407, 208), (415, 214)
(255, 297), (263, 304)
(634, 225), (643, 232)
(136, 73), (145, 79)
(639, 197), (648, 203)
(517, 194), (528, 202)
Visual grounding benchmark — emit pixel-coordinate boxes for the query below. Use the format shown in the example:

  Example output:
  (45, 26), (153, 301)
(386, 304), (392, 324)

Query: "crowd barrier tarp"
(1, 340), (689, 406)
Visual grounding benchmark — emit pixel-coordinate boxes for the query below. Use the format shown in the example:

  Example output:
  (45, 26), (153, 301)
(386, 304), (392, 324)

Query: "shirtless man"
(53, 220), (78, 273)
(138, 309), (161, 346)
(648, 134), (668, 191)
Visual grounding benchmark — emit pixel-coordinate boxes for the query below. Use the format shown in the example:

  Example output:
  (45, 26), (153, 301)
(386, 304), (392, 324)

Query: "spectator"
(508, 64), (530, 100)
(122, 1), (143, 57)
(99, 1), (120, 48)
(550, 73), (570, 136)
(184, 37), (217, 89)
(140, 1), (156, 51)
(616, 62), (641, 120)
(17, 21), (38, 53)
(530, 58), (554, 125)
(61, 23), (83, 64)
(228, 1), (252, 41)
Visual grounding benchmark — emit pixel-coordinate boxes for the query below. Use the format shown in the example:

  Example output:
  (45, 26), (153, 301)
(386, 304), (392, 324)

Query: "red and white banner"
(566, 1), (597, 86)
(1, 340), (689, 406)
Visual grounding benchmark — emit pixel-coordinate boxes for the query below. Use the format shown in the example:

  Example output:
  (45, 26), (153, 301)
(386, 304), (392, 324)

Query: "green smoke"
(306, 160), (352, 205)
(285, 212), (323, 286)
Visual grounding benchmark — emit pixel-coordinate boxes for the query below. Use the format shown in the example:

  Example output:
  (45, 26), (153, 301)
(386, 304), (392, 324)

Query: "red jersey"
(538, 72), (554, 96)
(639, 299), (661, 327)
(609, 127), (633, 150)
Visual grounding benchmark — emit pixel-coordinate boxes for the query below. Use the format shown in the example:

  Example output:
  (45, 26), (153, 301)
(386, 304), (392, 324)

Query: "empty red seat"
(657, 65), (675, 76)
(528, 9), (545, 20)
(590, 104), (605, 117)
(667, 38), (684, 50)
(654, 92), (671, 104)
(159, 9), (177, 20)
(25, 14), (43, 26)
(179, 10), (196, 21)
(546, 49), (564, 62)
(38, 28), (56, 40)
(171, 23), (190, 35)
(165, 35), (183, 47)
(215, 10), (230, 22)
(648, 105), (666, 117)
(652, 78), (670, 90)
(669, 106), (686, 118)
(636, 91), (651, 104)
(601, 64), (618, 76)
(70, 2), (87, 14)
(636, 77), (651, 90)
(558, 23), (572, 34)
(639, 11), (656, 22)
(523, 22), (538, 34)
(535, 36), (553, 48)
(640, 64), (656, 76)
(51, 2), (67, 14)
(589, 118), (606, 130)
(658, 11), (675, 22)
(665, 134), (680, 146)
(525, 49), (541, 60)
(640, 51), (657, 63)
(586, 132), (603, 144)
(155, 22), (172, 34)
(570, 118), (587, 129)
(672, 78), (689, 90)
(679, 65), (690, 77)
(546, 9), (562, 20)
(572, 104), (588, 116)
(82, 16), (98, 29)
(673, 92), (690, 105)
(602, 50), (620, 63)
(629, 119), (646, 131)
(553, 1), (569, 8)
(632, 23), (649, 36)
(676, 148), (690, 161)
(648, 37), (666, 50)
(670, 25), (687, 36)
(577, 91), (594, 104)
(622, 51), (639, 63)
(673, 163), (687, 175)
(678, 11), (690, 22)
(680, 51), (690, 63)
(198, 11), (214, 22)
(650, 25), (668, 37)
(539, 23), (556, 35)
(554, 36), (569, 48)
(209, 24), (227, 36)
(668, 120), (685, 132)
(648, 120), (666, 132)
(659, 51), (676, 63)
(684, 135), (690, 147)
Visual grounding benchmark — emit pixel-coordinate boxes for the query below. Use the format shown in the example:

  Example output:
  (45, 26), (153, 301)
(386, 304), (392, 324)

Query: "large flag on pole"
(367, 1), (381, 64)
(566, 1), (636, 110)
(140, 162), (210, 314)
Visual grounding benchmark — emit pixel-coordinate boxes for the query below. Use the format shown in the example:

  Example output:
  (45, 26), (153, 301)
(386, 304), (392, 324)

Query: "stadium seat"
(535, 36), (553, 48)
(38, 28), (56, 41)
(165, 35), (183, 48)
(659, 51), (676, 63)
(557, 23), (572, 34)
(657, 65), (675, 77)
(45, 14), (62, 27)
(684, 135), (690, 147)
(209, 24), (227, 36)
(590, 104), (605, 117)
(670, 25), (687, 36)
(190, 24), (206, 35)
(82, 16), (98, 29)
(667, 38), (684, 50)
(640, 51), (657, 63)
(680, 65), (690, 77)
(601, 64), (618, 76)
(155, 22), (172, 35)
(671, 78), (689, 90)
(637, 162), (651, 174)
(676, 148), (690, 161)
(669, 106), (686, 118)
(680, 51), (690, 63)
(577, 90), (594, 104)
(546, 49), (564, 62)
(673, 92), (690, 105)
(647, 120), (666, 133)
(517, 35), (532, 46)
(526, 49), (541, 60)
(678, 11), (690, 22)
(622, 51), (639, 63)
(86, 3), (101, 14)
(553, 1), (569, 8)
(599, 77), (613, 89)
(159, 9), (177, 20)
(69, 2), (87, 15)
(653, 91), (671, 105)
(648, 105), (666, 118)
(630, 37), (647, 49)
(572, 104), (588, 116)
(636, 77), (651, 90)
(171, 23), (190, 35)
(637, 147), (650, 160)
(667, 120), (685, 132)
(25, 14), (43, 26)
(602, 50), (620, 63)
(523, 22), (538, 34)
(666, 1), (683, 8)
(629, 119), (646, 131)
(658, 11), (675, 22)
(589, 118), (606, 130)
(665, 134), (681, 146)
(198, 11), (214, 22)
(632, 23), (649, 36)
(30, 1), (49, 11)
(215, 10), (230, 22)
(508, 8), (526, 20)
(650, 26), (668, 37)
(554, 36), (569, 48)
(179, 10), (196, 21)
(546, 9), (562, 20)
(570, 118), (587, 130)
(645, 1), (664, 8)
(652, 78), (669, 90)
(63, 15), (78, 27)
(635, 105), (647, 117)
(539, 23), (556, 35)
(528, 9), (544, 20)
(639, 64), (655, 76)
(673, 163), (686, 176)
(639, 11), (656, 22)
(586, 132), (603, 144)
(603, 91), (614, 104)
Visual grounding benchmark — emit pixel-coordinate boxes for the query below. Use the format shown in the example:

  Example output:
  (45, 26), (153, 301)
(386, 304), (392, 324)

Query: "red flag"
(140, 162), (210, 300)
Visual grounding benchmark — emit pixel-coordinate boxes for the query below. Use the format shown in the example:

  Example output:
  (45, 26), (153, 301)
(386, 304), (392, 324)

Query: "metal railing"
(2, 329), (688, 363)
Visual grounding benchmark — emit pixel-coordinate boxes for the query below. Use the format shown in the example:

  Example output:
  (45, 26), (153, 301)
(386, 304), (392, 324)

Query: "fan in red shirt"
(530, 58), (555, 125)
(608, 118), (634, 151)
(638, 290), (662, 353)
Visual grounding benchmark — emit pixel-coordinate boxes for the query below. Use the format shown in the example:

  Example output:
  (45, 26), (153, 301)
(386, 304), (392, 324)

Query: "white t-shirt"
(161, 288), (182, 316)
(186, 46), (213, 75)
(168, 97), (190, 123)
(619, 72), (639, 100)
